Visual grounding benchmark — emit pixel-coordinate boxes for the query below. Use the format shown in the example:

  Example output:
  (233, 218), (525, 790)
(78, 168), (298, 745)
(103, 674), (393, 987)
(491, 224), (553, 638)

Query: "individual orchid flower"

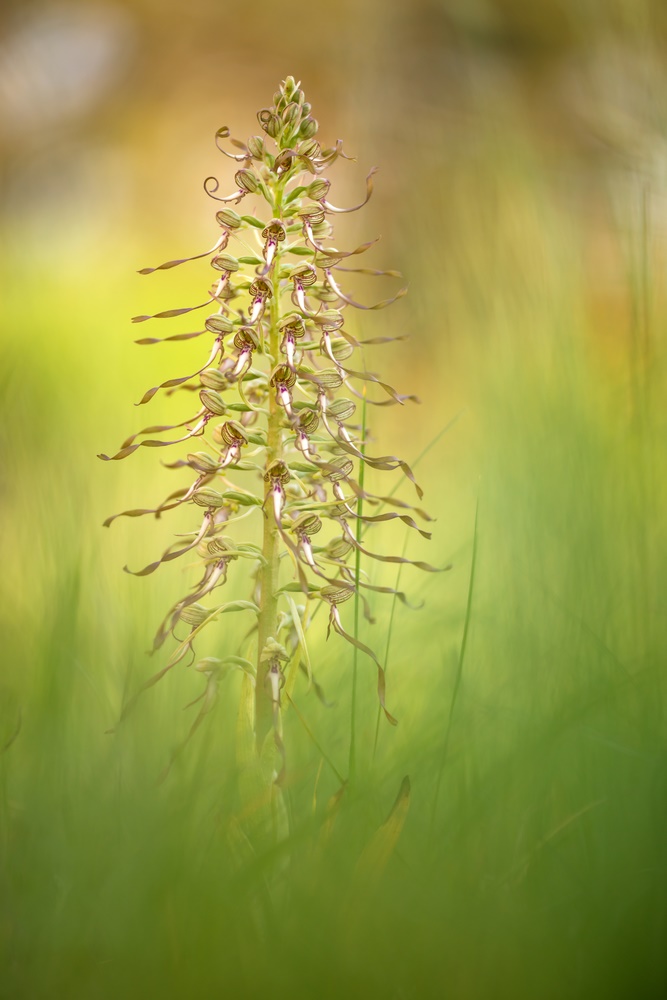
(270, 364), (297, 415)
(294, 407), (319, 461)
(213, 420), (248, 469)
(289, 512), (322, 570)
(289, 263), (317, 314)
(248, 277), (273, 323)
(279, 316), (306, 368)
(231, 327), (259, 377)
(261, 219), (286, 267)
(262, 459), (291, 526)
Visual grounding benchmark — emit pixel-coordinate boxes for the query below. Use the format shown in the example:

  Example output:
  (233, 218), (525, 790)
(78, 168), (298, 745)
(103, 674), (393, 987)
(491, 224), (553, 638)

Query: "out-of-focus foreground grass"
(1, 2), (667, 997)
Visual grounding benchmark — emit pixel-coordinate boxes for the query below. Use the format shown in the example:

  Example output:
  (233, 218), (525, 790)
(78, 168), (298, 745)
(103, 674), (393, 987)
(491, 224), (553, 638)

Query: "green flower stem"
(255, 177), (285, 749)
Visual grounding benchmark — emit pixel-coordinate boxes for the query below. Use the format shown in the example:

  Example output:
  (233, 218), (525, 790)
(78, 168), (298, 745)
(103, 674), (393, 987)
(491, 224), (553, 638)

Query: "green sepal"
(278, 582), (320, 594)
(227, 460), (262, 472)
(223, 491), (263, 507)
(285, 186), (308, 203)
(289, 461), (319, 473)
(245, 431), (267, 446)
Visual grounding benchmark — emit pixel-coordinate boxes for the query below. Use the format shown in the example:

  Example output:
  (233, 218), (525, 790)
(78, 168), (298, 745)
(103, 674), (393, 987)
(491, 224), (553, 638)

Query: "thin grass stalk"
(429, 496), (479, 843)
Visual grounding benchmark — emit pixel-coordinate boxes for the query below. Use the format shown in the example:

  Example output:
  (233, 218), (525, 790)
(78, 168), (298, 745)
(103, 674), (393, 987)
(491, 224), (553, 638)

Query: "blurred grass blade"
(356, 775), (411, 878)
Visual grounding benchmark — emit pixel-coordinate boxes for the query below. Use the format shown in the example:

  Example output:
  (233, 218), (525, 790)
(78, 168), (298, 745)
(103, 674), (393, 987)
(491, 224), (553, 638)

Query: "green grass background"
(1, 1), (667, 996)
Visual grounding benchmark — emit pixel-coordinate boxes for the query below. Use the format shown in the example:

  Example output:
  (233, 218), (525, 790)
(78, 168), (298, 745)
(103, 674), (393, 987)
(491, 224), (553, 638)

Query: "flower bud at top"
(320, 584), (353, 606)
(200, 369), (228, 391)
(312, 367), (344, 390)
(282, 103), (300, 126)
(179, 604), (211, 626)
(216, 208), (242, 229)
(258, 109), (281, 138)
(328, 398), (356, 422)
(235, 169), (260, 193)
(315, 309), (345, 329)
(192, 488), (227, 508)
(199, 389), (227, 415)
(326, 337), (354, 362)
(297, 138), (321, 160)
(205, 314), (234, 334)
(211, 253), (240, 272)
(308, 178), (330, 200)
(187, 451), (221, 474)
(299, 117), (318, 139)
(327, 537), (354, 561)
(247, 135), (266, 159)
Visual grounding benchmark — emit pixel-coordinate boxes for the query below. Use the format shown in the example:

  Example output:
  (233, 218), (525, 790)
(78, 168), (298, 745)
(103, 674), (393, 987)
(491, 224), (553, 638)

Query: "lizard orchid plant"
(101, 76), (440, 776)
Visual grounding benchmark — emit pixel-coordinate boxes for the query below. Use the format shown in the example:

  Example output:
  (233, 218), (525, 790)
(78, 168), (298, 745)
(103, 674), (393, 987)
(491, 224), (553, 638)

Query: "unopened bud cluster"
(101, 77), (439, 755)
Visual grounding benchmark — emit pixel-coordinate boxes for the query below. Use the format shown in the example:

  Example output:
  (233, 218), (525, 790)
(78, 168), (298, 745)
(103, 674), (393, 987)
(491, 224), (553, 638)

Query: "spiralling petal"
(303, 218), (379, 259)
(346, 509), (432, 540)
(335, 266), (403, 278)
(123, 512), (213, 577)
(214, 126), (250, 162)
(328, 605), (397, 726)
(134, 329), (208, 345)
(325, 268), (407, 312)
(113, 411), (205, 452)
(335, 427), (424, 500)
(98, 415), (208, 461)
(345, 379), (419, 407)
(322, 167), (378, 214)
(340, 570), (423, 610)
(203, 175), (247, 204)
(137, 232), (229, 274)
(102, 486), (197, 528)
(131, 298), (214, 323)
(135, 338), (223, 405)
(338, 519), (446, 573)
